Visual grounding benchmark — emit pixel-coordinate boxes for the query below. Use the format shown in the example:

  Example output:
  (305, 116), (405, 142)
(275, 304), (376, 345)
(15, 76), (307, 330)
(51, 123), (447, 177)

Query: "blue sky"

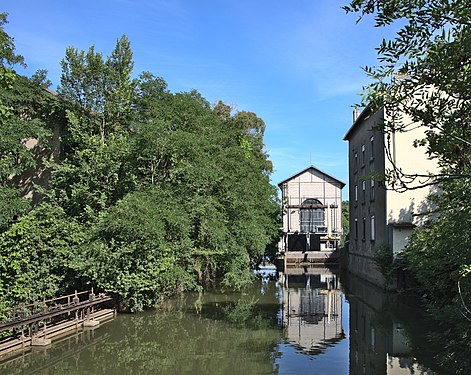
(3, 1), (394, 198)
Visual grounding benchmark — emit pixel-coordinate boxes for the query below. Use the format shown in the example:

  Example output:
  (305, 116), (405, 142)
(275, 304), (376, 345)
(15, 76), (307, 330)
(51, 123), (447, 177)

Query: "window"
(371, 327), (376, 351)
(371, 215), (376, 241)
(354, 151), (358, 172)
(362, 180), (366, 202)
(370, 136), (374, 160)
(361, 144), (365, 166)
(354, 185), (358, 202)
(354, 218), (358, 239)
(300, 199), (324, 232)
(362, 217), (366, 240)
(370, 179), (375, 200)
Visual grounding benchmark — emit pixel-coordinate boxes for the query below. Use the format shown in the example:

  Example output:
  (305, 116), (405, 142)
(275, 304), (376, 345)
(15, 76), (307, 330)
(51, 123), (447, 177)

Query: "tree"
(30, 69), (52, 88)
(341, 200), (349, 241)
(84, 188), (194, 311)
(0, 27), (280, 311)
(0, 13), (25, 68)
(48, 36), (138, 222)
(344, 2), (471, 369)
(58, 35), (136, 139)
(344, 0), (470, 190)
(0, 204), (86, 309)
(0, 14), (54, 231)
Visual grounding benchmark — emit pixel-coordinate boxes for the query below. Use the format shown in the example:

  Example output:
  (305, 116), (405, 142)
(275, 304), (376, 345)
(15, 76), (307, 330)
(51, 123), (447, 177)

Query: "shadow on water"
(0, 266), (459, 374)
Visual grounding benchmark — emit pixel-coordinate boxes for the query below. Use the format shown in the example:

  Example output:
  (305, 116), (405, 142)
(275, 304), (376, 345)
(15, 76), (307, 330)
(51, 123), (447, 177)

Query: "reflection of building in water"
(280, 268), (344, 355)
(347, 273), (434, 375)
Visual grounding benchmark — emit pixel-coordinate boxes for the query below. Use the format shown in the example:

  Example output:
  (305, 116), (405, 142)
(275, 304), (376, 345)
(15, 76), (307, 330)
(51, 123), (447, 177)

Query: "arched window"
(300, 199), (325, 232)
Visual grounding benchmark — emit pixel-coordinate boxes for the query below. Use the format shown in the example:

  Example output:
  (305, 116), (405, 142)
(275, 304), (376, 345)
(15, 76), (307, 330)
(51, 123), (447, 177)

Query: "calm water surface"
(0, 267), (441, 374)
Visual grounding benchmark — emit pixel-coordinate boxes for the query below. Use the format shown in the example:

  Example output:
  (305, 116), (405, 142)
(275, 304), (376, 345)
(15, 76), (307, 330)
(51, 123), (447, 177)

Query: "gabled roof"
(277, 165), (345, 188)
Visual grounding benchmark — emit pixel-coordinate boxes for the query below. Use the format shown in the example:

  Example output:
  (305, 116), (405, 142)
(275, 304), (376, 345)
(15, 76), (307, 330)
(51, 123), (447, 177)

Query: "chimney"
(353, 106), (360, 123)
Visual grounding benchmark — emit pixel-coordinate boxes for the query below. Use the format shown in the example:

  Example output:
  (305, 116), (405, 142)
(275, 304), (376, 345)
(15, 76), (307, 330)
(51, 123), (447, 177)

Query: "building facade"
(343, 107), (438, 288)
(278, 166), (345, 261)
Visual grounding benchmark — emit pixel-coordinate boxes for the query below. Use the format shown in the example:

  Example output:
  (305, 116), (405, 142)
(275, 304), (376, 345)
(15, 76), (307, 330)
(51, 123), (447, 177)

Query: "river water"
(0, 266), (445, 374)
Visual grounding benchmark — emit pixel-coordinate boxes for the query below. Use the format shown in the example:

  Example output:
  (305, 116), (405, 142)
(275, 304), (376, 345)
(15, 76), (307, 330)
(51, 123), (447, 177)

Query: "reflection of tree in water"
(0, 280), (282, 375)
(223, 296), (270, 330)
(0, 329), (110, 375)
(388, 300), (471, 375)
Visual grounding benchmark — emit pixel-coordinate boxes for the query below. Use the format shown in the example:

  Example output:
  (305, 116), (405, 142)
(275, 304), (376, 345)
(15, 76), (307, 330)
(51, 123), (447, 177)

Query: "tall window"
(362, 180), (366, 202)
(370, 215), (376, 241)
(300, 199), (325, 232)
(354, 218), (358, 239)
(361, 144), (365, 165)
(354, 185), (358, 202)
(370, 179), (375, 200)
(362, 217), (366, 240)
(370, 136), (374, 160)
(354, 151), (358, 171)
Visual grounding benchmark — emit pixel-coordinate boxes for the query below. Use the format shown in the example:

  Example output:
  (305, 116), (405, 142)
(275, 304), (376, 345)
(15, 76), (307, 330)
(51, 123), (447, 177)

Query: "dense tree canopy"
(0, 20), (280, 312)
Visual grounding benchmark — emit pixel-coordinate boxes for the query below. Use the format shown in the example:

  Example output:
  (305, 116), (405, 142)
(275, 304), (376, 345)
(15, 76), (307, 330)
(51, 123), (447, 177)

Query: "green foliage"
(0, 13), (25, 68)
(403, 178), (471, 372)
(0, 16), (62, 234)
(58, 35), (136, 139)
(0, 204), (86, 309)
(30, 69), (52, 88)
(372, 243), (395, 282)
(83, 188), (195, 311)
(223, 296), (269, 329)
(45, 125), (134, 222)
(405, 178), (471, 307)
(0, 27), (280, 313)
(0, 186), (30, 231)
(341, 200), (349, 244)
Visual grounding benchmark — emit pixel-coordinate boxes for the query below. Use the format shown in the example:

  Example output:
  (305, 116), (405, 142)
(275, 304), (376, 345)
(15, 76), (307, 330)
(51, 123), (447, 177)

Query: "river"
(0, 266), (447, 374)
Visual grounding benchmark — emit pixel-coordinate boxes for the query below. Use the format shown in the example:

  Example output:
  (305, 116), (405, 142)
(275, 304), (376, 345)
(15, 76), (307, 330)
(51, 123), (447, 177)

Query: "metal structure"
(0, 290), (113, 356)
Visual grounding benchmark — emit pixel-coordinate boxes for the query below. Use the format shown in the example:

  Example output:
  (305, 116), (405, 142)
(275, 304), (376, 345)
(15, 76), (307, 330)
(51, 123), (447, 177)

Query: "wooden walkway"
(0, 290), (114, 357)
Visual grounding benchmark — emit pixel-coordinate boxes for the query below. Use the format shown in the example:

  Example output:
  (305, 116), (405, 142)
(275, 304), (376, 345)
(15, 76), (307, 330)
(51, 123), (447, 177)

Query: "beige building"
(278, 166), (345, 263)
(281, 268), (344, 355)
(343, 107), (438, 288)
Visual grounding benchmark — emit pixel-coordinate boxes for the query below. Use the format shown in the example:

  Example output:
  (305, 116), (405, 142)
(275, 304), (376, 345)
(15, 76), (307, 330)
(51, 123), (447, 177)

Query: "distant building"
(343, 107), (438, 288)
(281, 268), (344, 355)
(278, 166), (345, 264)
